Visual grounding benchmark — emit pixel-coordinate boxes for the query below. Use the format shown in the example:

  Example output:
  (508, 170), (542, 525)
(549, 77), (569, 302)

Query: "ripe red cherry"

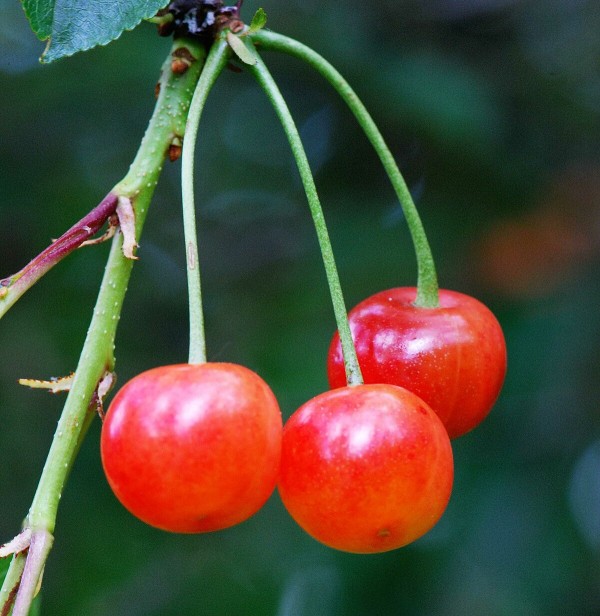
(328, 288), (507, 439)
(278, 384), (453, 553)
(101, 362), (282, 533)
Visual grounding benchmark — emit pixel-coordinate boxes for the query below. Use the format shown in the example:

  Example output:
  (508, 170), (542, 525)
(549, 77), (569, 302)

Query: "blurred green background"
(1, 0), (600, 614)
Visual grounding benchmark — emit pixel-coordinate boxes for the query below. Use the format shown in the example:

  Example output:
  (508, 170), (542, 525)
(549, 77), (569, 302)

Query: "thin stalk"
(10, 531), (52, 616)
(252, 30), (439, 308)
(0, 551), (25, 616)
(246, 41), (363, 386)
(0, 37), (206, 616)
(181, 38), (231, 364)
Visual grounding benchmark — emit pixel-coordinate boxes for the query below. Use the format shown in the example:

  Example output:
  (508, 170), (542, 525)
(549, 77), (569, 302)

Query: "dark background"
(1, 0), (599, 614)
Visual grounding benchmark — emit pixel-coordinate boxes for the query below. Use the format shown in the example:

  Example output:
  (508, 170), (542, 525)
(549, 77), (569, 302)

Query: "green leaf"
(19, 0), (169, 62)
(249, 8), (267, 32)
(20, 0), (53, 40)
(226, 31), (256, 66)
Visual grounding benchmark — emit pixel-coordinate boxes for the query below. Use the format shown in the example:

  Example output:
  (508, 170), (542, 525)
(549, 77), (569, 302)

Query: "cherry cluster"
(101, 286), (506, 554)
(101, 4), (507, 554)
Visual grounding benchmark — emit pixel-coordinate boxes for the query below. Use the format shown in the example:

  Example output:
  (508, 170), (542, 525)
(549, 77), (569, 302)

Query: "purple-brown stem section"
(0, 583), (18, 616)
(0, 192), (118, 297)
(10, 531), (53, 616)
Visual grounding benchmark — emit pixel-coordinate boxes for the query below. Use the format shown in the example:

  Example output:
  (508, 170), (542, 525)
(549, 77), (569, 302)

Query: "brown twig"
(0, 192), (119, 316)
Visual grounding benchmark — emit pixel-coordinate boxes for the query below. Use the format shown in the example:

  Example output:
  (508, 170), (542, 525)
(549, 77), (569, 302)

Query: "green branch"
(0, 37), (206, 616)
(252, 29), (439, 308)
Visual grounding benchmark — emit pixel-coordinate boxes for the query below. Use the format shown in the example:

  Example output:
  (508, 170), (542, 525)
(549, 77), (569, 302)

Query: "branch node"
(93, 371), (116, 420)
(0, 530), (32, 559)
(116, 197), (139, 259)
(79, 214), (118, 248)
(18, 373), (75, 394)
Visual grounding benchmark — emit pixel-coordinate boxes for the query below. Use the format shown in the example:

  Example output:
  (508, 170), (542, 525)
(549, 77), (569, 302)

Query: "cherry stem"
(9, 530), (52, 616)
(0, 38), (206, 616)
(181, 37), (231, 365)
(246, 40), (363, 386)
(0, 551), (26, 615)
(251, 30), (440, 309)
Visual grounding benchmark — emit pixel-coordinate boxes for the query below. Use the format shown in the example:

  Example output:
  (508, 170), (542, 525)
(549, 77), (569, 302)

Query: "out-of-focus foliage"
(1, 0), (599, 614)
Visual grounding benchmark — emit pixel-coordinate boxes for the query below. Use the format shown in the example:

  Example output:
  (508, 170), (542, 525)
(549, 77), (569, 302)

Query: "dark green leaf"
(21, 0), (53, 40)
(249, 8), (267, 32)
(19, 0), (169, 62)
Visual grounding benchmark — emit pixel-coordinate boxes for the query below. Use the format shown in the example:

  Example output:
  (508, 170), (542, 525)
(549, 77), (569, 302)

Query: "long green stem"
(252, 30), (439, 308)
(0, 37), (206, 616)
(181, 38), (231, 365)
(246, 40), (362, 386)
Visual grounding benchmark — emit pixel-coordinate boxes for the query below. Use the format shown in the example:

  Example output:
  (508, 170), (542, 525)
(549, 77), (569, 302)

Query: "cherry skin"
(278, 384), (454, 553)
(328, 288), (507, 438)
(101, 362), (282, 533)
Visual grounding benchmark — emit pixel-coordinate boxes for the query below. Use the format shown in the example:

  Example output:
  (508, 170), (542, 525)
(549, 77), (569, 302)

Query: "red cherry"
(278, 384), (453, 553)
(328, 288), (507, 439)
(101, 363), (282, 533)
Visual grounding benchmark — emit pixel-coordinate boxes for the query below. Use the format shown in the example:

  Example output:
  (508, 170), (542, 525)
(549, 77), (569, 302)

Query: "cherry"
(100, 362), (282, 533)
(278, 384), (453, 553)
(327, 288), (507, 439)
